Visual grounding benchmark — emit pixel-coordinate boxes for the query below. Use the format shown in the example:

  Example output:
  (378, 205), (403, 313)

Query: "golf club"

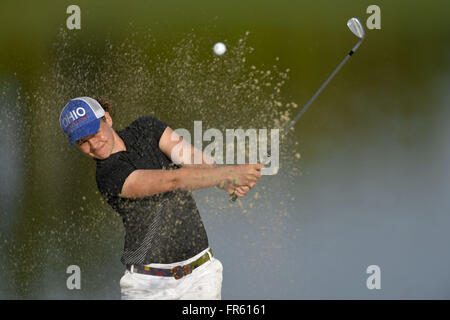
(230, 17), (366, 202)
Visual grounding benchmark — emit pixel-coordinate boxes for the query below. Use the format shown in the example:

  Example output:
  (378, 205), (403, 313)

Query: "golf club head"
(347, 17), (365, 39)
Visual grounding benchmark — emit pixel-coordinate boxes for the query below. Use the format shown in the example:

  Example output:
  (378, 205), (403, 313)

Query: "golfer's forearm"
(121, 167), (232, 198)
(181, 162), (217, 169)
(173, 167), (231, 191)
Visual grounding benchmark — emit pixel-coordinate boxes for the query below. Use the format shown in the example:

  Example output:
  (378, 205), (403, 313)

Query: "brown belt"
(126, 249), (213, 280)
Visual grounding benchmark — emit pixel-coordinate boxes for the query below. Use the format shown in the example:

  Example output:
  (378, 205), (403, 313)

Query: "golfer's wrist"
(213, 166), (232, 189)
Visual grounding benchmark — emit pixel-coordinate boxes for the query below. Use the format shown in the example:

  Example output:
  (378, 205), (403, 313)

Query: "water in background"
(1, 0), (450, 299)
(0, 25), (301, 298)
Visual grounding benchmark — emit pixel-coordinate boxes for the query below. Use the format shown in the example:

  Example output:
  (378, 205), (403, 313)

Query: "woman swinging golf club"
(59, 97), (263, 300)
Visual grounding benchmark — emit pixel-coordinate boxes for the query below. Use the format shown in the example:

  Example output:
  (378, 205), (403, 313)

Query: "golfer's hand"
(232, 163), (263, 187)
(221, 163), (263, 197)
(223, 184), (253, 198)
(232, 185), (253, 198)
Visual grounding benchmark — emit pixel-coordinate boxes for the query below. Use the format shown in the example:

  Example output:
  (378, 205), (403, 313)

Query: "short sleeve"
(96, 156), (136, 198)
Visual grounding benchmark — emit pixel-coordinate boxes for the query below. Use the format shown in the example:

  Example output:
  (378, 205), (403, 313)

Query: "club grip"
(229, 193), (238, 202)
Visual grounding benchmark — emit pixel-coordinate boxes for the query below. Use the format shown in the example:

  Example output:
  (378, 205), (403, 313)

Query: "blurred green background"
(1, 0), (450, 299)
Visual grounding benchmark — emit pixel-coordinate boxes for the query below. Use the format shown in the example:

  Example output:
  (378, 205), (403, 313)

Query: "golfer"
(59, 97), (263, 300)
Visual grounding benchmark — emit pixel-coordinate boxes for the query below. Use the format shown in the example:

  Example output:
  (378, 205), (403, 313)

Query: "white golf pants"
(119, 248), (223, 300)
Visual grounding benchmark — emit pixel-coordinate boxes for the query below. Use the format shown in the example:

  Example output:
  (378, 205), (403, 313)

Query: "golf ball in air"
(213, 42), (226, 55)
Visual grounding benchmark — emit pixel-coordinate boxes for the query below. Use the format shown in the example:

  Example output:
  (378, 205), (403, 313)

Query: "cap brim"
(68, 119), (101, 148)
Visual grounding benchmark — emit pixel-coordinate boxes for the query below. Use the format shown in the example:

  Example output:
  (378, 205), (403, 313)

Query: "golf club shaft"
(230, 38), (363, 202)
(281, 41), (362, 137)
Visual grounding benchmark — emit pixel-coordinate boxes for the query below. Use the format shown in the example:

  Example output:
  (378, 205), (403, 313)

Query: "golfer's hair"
(95, 97), (114, 119)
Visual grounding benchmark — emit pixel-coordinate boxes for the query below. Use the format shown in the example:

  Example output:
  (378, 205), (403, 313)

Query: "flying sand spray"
(230, 17), (366, 202)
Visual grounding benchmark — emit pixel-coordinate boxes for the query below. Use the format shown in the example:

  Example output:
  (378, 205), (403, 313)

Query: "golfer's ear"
(103, 112), (113, 127)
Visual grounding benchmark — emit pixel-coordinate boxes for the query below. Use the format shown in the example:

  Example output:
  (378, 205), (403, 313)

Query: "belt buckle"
(172, 266), (184, 280)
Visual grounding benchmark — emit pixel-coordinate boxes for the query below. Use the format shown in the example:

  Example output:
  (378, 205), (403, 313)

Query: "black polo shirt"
(95, 116), (209, 265)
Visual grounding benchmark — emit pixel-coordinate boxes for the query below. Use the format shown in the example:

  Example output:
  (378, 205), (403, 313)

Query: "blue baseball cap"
(60, 97), (105, 147)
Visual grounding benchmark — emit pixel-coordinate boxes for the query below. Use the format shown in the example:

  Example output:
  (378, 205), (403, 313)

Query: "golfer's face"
(76, 120), (114, 159)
